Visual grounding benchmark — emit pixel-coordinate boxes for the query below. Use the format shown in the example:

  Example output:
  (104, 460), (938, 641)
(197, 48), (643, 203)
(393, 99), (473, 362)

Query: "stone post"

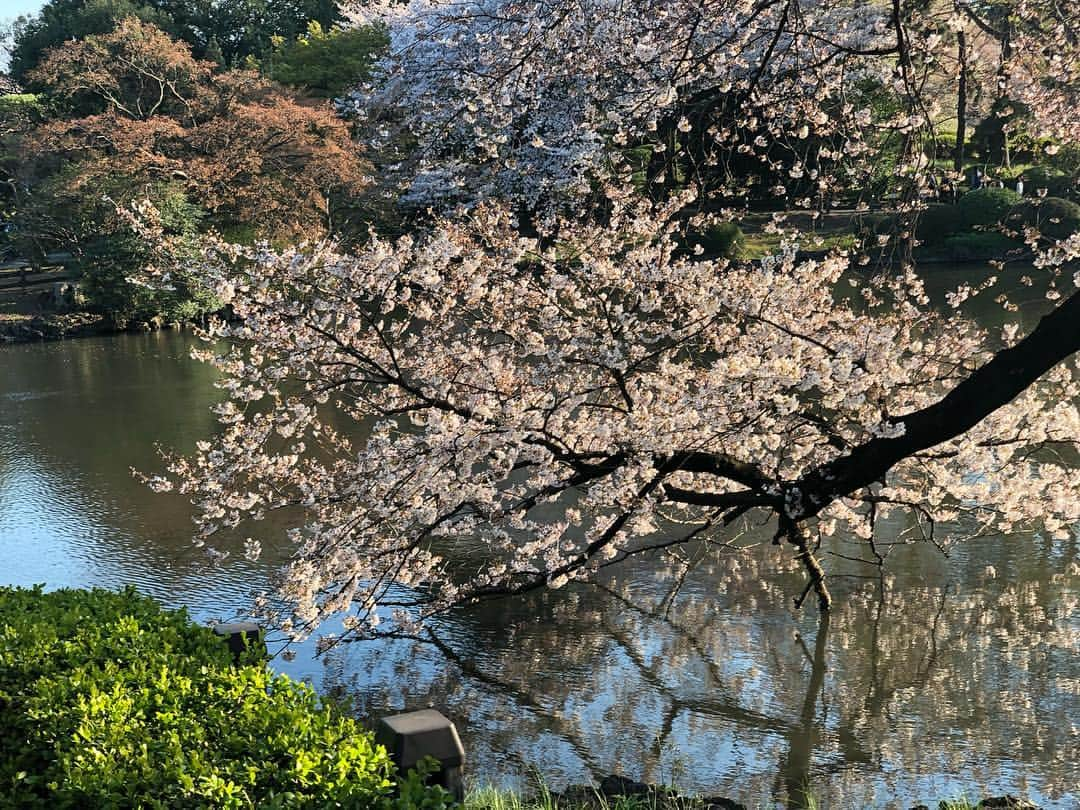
(376, 709), (465, 800)
(211, 621), (265, 660)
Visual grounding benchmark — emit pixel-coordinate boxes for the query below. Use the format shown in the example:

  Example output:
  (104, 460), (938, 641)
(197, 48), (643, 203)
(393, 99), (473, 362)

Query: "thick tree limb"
(794, 290), (1080, 518)
(662, 449), (775, 491)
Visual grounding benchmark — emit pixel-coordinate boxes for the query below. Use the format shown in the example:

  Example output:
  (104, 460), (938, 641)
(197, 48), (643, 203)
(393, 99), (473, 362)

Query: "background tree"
(8, 0), (178, 84)
(14, 17), (370, 324)
(268, 20), (388, 98)
(0, 92), (44, 264)
(175, 0), (344, 67)
(8, 0), (342, 83)
(28, 15), (211, 118)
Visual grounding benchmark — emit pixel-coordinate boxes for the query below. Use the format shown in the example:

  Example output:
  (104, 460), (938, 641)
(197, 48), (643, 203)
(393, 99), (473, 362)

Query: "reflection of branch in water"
(780, 611), (830, 809)
(864, 582), (950, 718)
(866, 579), (886, 717)
(415, 628), (607, 777)
(598, 614), (802, 788)
(592, 581), (807, 772)
(658, 550), (694, 619)
(599, 613), (796, 736)
(594, 582), (727, 692)
(654, 520), (754, 619)
(594, 581), (805, 731)
(912, 585), (949, 689)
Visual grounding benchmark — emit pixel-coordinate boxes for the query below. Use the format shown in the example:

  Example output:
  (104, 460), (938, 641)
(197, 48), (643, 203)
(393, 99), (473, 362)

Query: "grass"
(463, 784), (719, 810)
(738, 230), (859, 260)
(462, 785), (1000, 810)
(462, 782), (833, 810)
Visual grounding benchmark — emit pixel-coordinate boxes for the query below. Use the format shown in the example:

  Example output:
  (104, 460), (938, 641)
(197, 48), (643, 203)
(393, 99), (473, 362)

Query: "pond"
(0, 265), (1076, 808)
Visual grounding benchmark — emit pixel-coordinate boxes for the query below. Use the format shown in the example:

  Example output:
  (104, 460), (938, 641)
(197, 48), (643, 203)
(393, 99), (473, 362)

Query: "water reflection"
(320, 537), (1077, 808)
(0, 270), (1077, 807)
(0, 331), (260, 614)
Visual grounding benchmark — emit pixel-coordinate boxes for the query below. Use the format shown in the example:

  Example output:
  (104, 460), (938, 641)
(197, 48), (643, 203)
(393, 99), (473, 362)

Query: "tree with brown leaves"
(11, 17), (371, 325)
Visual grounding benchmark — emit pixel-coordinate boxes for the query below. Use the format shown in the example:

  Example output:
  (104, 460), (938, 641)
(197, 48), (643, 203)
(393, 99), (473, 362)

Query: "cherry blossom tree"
(150, 0), (1080, 643)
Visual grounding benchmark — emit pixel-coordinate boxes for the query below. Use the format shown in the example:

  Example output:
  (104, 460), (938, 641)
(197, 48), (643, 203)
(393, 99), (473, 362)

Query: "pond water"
(1, 266), (1077, 808)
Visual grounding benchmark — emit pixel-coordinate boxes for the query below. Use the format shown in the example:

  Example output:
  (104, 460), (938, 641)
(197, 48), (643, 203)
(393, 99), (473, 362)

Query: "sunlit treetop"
(23, 17), (370, 239)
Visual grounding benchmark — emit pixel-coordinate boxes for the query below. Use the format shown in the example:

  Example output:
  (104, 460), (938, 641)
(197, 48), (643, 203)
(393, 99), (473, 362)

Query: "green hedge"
(957, 187), (1022, 229)
(678, 222), (745, 260)
(914, 203), (963, 245)
(0, 586), (448, 809)
(935, 232), (1022, 261)
(1017, 196), (1080, 240)
(1020, 167), (1078, 200)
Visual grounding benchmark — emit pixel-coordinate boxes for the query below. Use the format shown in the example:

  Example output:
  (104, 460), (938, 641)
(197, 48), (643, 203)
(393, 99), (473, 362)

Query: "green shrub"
(957, 187), (1022, 229)
(1021, 166), (1077, 200)
(914, 204), (962, 244)
(75, 185), (219, 328)
(1016, 196), (1080, 240)
(617, 145), (655, 195)
(936, 232), (1022, 261)
(0, 93), (47, 129)
(0, 586), (448, 809)
(680, 222), (744, 260)
(269, 22), (389, 97)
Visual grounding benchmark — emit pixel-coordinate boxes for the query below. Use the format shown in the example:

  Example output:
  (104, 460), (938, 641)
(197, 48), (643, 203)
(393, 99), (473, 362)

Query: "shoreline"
(478, 774), (1046, 810)
(0, 253), (1027, 347)
(0, 311), (189, 345)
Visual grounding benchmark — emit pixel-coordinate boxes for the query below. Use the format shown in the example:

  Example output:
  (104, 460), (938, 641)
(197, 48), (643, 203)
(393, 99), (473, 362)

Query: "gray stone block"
(212, 621), (264, 659)
(377, 709), (465, 799)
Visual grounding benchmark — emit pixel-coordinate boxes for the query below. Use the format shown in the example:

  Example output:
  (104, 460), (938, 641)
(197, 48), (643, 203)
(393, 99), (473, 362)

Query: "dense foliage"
(914, 204), (964, 245)
(8, 16), (368, 326)
(6, 0), (176, 84)
(7, 0), (342, 81)
(1018, 197), (1080, 240)
(268, 21), (388, 97)
(956, 187), (1024, 230)
(72, 184), (218, 326)
(1021, 166), (1079, 201)
(0, 586), (449, 808)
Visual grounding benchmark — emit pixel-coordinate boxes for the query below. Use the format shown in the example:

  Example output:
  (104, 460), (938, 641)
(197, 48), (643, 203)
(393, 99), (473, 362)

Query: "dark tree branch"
(795, 291), (1080, 518)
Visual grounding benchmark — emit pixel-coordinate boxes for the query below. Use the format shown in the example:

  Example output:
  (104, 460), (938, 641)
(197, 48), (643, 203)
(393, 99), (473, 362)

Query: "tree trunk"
(782, 610), (830, 808)
(954, 28), (968, 173)
(999, 29), (1013, 170)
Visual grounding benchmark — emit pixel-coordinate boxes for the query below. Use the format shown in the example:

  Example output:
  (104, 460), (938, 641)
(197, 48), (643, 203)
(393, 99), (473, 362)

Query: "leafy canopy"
(8, 0), (343, 82)
(269, 20), (389, 97)
(12, 17), (369, 324)
(0, 586), (449, 808)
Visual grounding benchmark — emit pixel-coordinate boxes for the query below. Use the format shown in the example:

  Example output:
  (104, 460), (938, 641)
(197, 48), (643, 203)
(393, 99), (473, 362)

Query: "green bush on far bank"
(1016, 196), (1080, 240)
(909, 186), (1080, 259)
(1015, 166), (1078, 201)
(678, 222), (744, 260)
(915, 204), (963, 245)
(957, 187), (1022, 230)
(934, 232), (1022, 261)
(0, 585), (449, 809)
(74, 183), (219, 329)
